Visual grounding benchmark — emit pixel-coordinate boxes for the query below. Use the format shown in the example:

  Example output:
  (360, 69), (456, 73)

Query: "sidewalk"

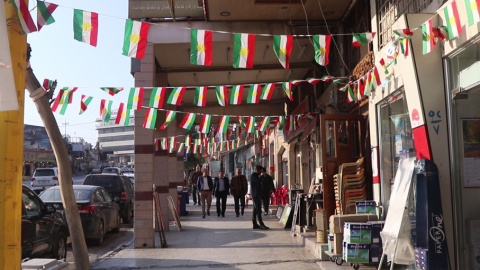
(91, 196), (321, 270)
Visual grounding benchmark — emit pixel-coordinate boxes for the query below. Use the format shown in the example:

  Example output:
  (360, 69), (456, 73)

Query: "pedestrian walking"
(250, 165), (269, 230)
(213, 170), (230, 217)
(230, 168), (248, 217)
(197, 168), (213, 218)
(260, 167), (275, 215)
(189, 165), (203, 206)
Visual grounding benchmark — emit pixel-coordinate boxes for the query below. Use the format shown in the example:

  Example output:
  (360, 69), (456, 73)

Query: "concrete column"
(287, 141), (296, 190)
(300, 139), (309, 192)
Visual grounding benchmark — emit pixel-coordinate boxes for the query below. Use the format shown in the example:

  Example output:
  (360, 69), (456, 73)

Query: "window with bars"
(377, 0), (436, 48)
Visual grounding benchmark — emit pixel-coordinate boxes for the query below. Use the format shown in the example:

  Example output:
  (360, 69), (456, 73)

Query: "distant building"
(95, 114), (135, 167)
(23, 124), (55, 180)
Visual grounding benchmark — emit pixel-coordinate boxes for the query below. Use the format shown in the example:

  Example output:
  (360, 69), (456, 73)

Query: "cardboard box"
(343, 243), (370, 263)
(333, 233), (343, 255)
(367, 221), (385, 244)
(344, 223), (372, 244)
(369, 243), (382, 263)
(355, 201), (377, 214)
(329, 214), (378, 234)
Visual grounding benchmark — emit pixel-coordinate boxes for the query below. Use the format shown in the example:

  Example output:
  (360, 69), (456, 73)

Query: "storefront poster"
(462, 119), (480, 187)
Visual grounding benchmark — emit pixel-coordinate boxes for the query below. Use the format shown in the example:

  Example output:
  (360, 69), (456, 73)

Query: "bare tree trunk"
(24, 66), (91, 270)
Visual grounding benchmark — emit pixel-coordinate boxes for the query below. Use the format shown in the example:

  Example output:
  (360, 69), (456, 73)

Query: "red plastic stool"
(245, 194), (252, 208)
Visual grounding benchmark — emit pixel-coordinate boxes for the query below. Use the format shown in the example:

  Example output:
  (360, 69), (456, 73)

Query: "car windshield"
(103, 168), (118, 174)
(34, 169), (55, 176)
(83, 176), (122, 192)
(40, 188), (93, 202)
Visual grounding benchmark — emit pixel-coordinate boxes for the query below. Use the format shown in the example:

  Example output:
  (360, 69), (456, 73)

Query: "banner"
(0, 4), (19, 112)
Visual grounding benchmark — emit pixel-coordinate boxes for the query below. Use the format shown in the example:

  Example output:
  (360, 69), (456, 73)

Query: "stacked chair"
(333, 157), (366, 214)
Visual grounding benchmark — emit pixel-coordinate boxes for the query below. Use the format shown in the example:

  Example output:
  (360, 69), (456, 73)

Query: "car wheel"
(51, 231), (67, 261)
(112, 214), (120, 233)
(94, 221), (105, 246)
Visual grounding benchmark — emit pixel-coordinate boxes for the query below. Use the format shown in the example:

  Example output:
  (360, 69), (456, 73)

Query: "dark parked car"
(22, 185), (68, 260)
(82, 174), (134, 224)
(40, 185), (120, 245)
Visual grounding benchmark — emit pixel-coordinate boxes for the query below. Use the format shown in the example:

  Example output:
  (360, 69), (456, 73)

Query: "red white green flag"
(12, 0), (37, 34)
(444, 0), (462, 39)
(275, 116), (285, 130)
(236, 139), (241, 148)
(199, 114), (212, 133)
(127, 87), (144, 110)
(61, 87), (78, 104)
(185, 135), (191, 146)
(149, 87), (165, 109)
(290, 79), (306, 85)
(226, 141), (230, 151)
(286, 115), (297, 131)
(346, 85), (355, 103)
(219, 142), (225, 152)
(352, 32), (375, 47)
(143, 108), (157, 129)
(237, 116), (246, 128)
(247, 84), (261, 104)
(258, 116), (270, 132)
(73, 10), (98, 46)
(233, 33), (255, 69)
(193, 87), (207, 107)
(101, 87), (124, 96)
(422, 19), (436, 54)
(216, 86), (229, 106)
(313, 35), (331, 66)
(167, 87), (186, 106)
(43, 79), (55, 90)
(434, 26), (449, 41)
(193, 144), (198, 154)
(282, 82), (293, 101)
(185, 145), (192, 154)
(37, 1), (58, 31)
(379, 58), (388, 74)
(364, 71), (371, 97)
(179, 113), (196, 130)
(217, 116), (230, 134)
(260, 83), (275, 100)
(190, 29), (213, 66)
(177, 143), (185, 153)
(465, 0), (480, 26)
(161, 138), (167, 150)
(245, 116), (255, 133)
(369, 67), (381, 91)
(230, 85), (244, 105)
(115, 103), (131, 126)
(160, 110), (177, 129)
(357, 77), (365, 100)
(122, 20), (150, 59)
(273, 35), (293, 69)
(51, 90), (68, 114)
(79, 95), (93, 115)
(393, 29), (414, 56)
(168, 137), (176, 153)
(100, 99), (113, 122)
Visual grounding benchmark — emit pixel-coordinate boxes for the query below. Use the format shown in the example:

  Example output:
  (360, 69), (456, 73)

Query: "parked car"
(21, 185), (68, 260)
(82, 174), (134, 224)
(39, 185), (120, 245)
(102, 167), (122, 175)
(31, 167), (59, 192)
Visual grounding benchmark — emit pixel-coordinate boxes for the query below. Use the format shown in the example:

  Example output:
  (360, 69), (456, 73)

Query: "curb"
(90, 239), (134, 266)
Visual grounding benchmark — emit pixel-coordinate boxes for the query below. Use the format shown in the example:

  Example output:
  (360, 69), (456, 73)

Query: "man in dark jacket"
(189, 165), (203, 205)
(260, 167), (275, 215)
(213, 170), (230, 217)
(250, 165), (269, 230)
(197, 169), (214, 218)
(230, 168), (248, 217)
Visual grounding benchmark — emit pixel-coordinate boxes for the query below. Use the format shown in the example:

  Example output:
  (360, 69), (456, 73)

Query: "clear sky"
(25, 0), (134, 145)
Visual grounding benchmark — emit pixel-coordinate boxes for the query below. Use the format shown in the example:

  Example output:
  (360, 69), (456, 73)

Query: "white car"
(31, 167), (59, 192)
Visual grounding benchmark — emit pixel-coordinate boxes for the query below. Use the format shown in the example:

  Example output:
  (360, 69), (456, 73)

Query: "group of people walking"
(189, 165), (274, 230)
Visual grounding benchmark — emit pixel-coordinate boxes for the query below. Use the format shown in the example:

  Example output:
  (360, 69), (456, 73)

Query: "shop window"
(326, 120), (335, 157)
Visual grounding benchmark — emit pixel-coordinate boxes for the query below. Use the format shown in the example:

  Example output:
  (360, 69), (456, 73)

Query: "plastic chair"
(280, 186), (289, 205)
(245, 193), (252, 208)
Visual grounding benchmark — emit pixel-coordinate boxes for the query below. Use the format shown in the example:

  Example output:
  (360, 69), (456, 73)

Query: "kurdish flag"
(260, 83), (275, 100)
(149, 87), (165, 109)
(51, 90), (64, 112)
(100, 99), (113, 122)
(258, 116), (270, 132)
(168, 137), (176, 153)
(167, 87), (186, 106)
(245, 117), (255, 133)
(43, 79), (55, 90)
(179, 113), (196, 130)
(287, 115), (297, 131)
(61, 87), (78, 104)
(190, 29), (213, 66)
(275, 116), (285, 130)
(465, 0), (480, 26)
(273, 35), (293, 69)
(237, 116), (246, 128)
(379, 58), (388, 74)
(216, 86), (229, 106)
(177, 143), (185, 153)
(37, 1), (58, 31)
(247, 84), (261, 104)
(160, 110), (177, 129)
(352, 32), (375, 47)
(161, 138), (167, 150)
(194, 87), (207, 107)
(369, 67), (381, 91)
(185, 135), (191, 146)
(308, 78), (322, 85)
(127, 87), (144, 110)
(51, 90), (70, 115)
(347, 85), (355, 103)
(101, 87), (124, 96)
(422, 19), (436, 54)
(199, 114), (212, 133)
(123, 20), (150, 59)
(282, 82), (293, 101)
(230, 85), (244, 105)
(313, 35), (331, 66)
(58, 90), (72, 115)
(73, 10), (98, 47)
(357, 77), (365, 100)
(290, 79), (306, 85)
(233, 33), (255, 69)
(217, 116), (230, 134)
(79, 95), (93, 115)
(115, 103), (130, 126)
(444, 0), (462, 39)
(12, 0), (37, 34)
(143, 108), (157, 129)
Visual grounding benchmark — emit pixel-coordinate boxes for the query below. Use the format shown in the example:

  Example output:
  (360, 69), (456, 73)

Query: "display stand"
(167, 195), (182, 231)
(153, 185), (167, 248)
(291, 193), (301, 236)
